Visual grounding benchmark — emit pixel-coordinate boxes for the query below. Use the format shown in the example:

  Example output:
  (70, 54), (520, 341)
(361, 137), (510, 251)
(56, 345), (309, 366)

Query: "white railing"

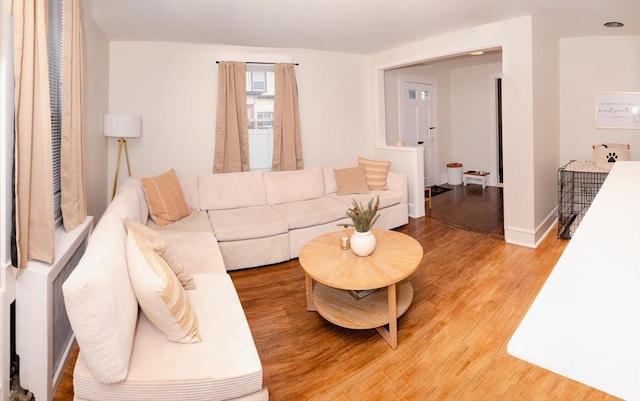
(248, 128), (273, 171)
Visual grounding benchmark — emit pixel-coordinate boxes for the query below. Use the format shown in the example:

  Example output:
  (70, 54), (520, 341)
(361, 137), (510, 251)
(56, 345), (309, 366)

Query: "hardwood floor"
(429, 183), (504, 238)
(53, 190), (619, 401)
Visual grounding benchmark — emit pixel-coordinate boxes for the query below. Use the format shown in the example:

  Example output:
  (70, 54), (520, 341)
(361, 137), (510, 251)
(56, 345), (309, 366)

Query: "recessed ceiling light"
(469, 51), (484, 56)
(604, 21), (624, 28)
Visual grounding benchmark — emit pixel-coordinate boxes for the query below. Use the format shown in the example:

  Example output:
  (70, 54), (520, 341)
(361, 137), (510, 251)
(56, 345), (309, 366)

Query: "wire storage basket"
(557, 161), (609, 239)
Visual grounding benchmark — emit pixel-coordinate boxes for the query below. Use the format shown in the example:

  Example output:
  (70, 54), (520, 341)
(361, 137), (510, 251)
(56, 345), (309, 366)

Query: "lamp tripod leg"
(111, 139), (124, 200)
(123, 139), (132, 176)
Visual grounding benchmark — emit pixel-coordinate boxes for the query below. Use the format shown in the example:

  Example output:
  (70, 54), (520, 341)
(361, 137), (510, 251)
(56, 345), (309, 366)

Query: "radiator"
(16, 216), (93, 401)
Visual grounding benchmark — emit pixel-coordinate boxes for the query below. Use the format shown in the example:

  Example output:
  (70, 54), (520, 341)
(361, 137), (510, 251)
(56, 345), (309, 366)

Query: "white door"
(401, 80), (437, 187)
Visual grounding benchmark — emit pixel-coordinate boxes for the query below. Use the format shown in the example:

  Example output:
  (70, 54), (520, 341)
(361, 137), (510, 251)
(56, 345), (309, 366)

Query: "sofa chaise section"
(72, 274), (266, 401)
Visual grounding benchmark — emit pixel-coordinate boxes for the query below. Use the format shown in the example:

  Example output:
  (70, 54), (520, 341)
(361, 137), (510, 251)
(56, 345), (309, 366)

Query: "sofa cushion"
(334, 166), (370, 195)
(358, 157), (391, 190)
(62, 214), (138, 384)
(157, 231), (227, 275)
(72, 274), (265, 401)
(125, 220), (196, 290)
(198, 170), (266, 210)
(126, 229), (201, 344)
(108, 178), (149, 225)
(148, 210), (227, 275)
(218, 234), (290, 271)
(146, 209), (213, 233)
(176, 173), (200, 210)
(141, 169), (192, 226)
(330, 190), (402, 210)
(208, 205), (289, 242)
(271, 197), (347, 229)
(264, 167), (325, 205)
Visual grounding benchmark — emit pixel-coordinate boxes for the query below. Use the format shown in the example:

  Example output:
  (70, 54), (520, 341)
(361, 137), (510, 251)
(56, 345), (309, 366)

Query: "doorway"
(381, 49), (505, 231)
(493, 76), (504, 185)
(398, 75), (437, 187)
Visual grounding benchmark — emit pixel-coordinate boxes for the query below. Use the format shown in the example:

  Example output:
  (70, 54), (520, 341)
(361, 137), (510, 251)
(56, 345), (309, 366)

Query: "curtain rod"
(216, 61), (299, 66)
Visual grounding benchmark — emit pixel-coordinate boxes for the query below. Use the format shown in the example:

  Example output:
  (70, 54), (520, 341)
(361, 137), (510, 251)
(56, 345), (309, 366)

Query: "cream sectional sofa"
(62, 159), (407, 400)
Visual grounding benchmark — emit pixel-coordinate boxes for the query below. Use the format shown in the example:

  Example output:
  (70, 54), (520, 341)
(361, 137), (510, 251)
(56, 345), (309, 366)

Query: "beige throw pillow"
(124, 220), (196, 290)
(141, 169), (191, 226)
(334, 167), (370, 195)
(358, 157), (391, 190)
(126, 229), (201, 344)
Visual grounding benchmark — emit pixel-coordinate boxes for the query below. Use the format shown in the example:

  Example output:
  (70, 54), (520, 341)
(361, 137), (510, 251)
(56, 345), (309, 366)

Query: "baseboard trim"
(505, 208), (557, 248)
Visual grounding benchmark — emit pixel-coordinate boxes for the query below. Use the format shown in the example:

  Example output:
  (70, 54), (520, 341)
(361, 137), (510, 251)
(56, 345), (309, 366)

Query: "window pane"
(257, 112), (273, 128)
(252, 71), (266, 91)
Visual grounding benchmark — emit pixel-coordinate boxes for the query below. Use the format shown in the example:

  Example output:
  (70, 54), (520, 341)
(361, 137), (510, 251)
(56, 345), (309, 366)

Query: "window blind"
(48, 0), (63, 227)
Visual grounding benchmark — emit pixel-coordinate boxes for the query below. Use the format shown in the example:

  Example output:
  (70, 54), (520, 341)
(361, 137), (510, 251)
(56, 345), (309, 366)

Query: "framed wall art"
(595, 92), (640, 129)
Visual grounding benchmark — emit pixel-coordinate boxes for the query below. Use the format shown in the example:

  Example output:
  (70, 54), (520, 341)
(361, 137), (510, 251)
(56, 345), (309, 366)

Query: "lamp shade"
(103, 114), (142, 138)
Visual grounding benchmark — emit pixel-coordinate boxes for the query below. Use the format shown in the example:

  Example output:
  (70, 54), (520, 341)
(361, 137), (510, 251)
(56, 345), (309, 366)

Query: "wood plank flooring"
(429, 183), (504, 238)
(52, 189), (620, 401)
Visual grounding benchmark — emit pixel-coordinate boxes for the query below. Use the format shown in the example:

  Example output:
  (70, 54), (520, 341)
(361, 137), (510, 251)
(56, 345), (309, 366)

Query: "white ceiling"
(89, 0), (640, 55)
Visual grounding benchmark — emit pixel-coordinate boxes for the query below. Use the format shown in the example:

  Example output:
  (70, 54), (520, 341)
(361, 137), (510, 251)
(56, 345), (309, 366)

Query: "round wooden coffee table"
(299, 228), (423, 349)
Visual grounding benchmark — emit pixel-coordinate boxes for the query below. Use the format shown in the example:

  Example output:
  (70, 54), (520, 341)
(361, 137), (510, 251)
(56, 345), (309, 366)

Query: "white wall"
(559, 36), (640, 165)
(82, 1), (110, 220)
(108, 42), (371, 186)
(450, 62), (502, 176)
(532, 21), (560, 244)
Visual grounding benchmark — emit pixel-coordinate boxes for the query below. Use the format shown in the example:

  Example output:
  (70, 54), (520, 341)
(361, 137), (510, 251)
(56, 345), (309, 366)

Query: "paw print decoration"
(606, 152), (618, 163)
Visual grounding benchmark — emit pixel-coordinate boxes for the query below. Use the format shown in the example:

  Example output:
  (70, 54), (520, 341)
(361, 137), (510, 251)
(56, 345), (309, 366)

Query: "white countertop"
(508, 161), (640, 400)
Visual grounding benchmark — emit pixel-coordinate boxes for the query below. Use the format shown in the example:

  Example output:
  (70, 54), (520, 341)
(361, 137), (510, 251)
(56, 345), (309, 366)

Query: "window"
(246, 67), (274, 171)
(48, 0), (64, 227)
(250, 71), (266, 92)
(256, 112), (273, 128)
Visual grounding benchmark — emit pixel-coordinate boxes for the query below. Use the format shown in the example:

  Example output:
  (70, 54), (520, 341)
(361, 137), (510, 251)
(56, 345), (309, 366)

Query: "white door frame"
(397, 74), (438, 187)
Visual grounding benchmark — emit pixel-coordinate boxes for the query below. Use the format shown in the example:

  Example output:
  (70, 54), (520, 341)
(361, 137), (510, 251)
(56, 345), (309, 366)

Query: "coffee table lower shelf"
(310, 279), (413, 348)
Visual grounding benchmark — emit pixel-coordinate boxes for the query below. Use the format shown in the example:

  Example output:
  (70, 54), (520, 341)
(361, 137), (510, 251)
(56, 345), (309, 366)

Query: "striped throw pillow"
(358, 157), (391, 190)
(124, 220), (197, 290)
(141, 169), (191, 226)
(126, 229), (201, 344)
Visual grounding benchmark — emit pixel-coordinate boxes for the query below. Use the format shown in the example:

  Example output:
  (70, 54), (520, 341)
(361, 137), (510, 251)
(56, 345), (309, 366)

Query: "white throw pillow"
(126, 229), (201, 343)
(62, 214), (139, 384)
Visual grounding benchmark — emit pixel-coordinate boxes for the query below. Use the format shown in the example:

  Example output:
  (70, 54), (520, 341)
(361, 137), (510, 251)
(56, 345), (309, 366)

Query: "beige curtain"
(60, 0), (87, 231)
(272, 63), (303, 171)
(213, 61), (249, 173)
(13, 0), (55, 267)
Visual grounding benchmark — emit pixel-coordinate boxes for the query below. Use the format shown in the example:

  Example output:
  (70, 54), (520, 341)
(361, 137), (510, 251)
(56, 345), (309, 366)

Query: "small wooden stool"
(425, 186), (432, 210)
(462, 171), (490, 188)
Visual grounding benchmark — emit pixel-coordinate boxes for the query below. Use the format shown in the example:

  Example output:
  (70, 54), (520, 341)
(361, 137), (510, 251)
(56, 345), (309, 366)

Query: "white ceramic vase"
(350, 230), (376, 257)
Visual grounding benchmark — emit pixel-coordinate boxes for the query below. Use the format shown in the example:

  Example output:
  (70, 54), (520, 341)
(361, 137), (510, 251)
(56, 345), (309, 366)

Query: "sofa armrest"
(386, 171), (408, 203)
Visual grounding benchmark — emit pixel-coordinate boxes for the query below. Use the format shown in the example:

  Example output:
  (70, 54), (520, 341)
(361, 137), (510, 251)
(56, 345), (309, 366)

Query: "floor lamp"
(104, 114), (142, 200)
